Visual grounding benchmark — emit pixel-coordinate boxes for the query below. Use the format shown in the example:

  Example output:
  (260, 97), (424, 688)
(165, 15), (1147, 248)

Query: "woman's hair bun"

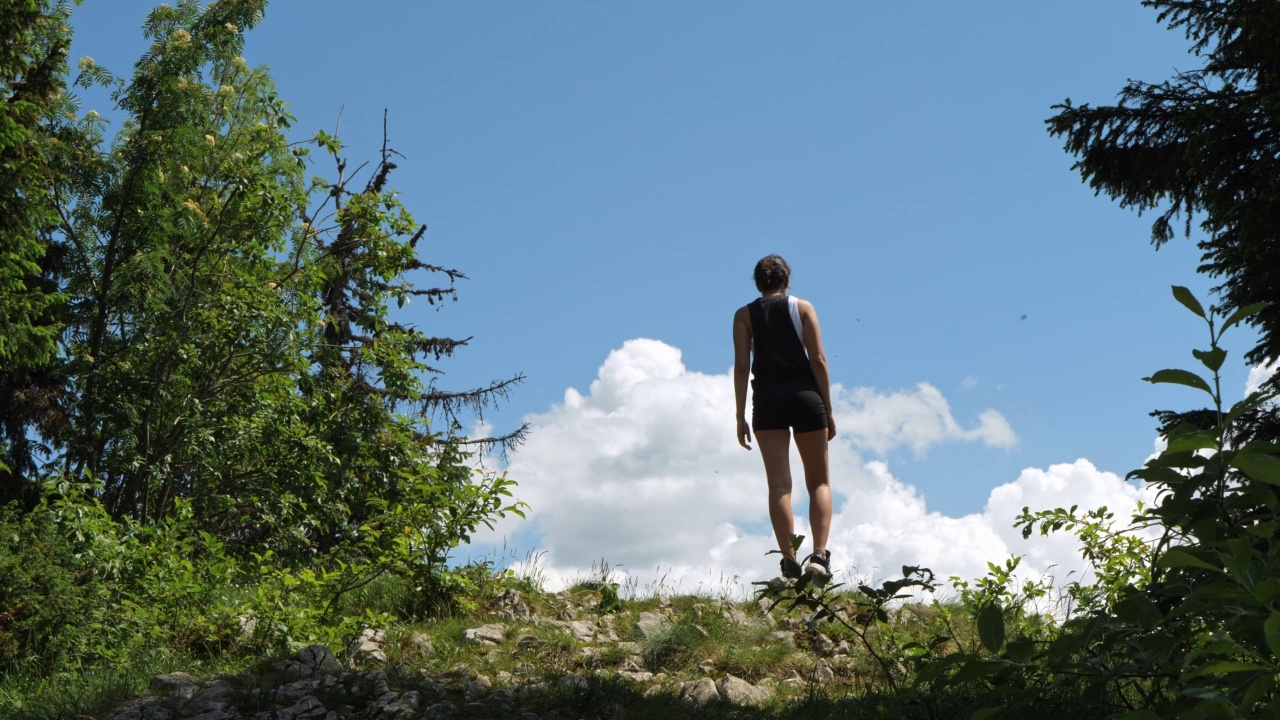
(753, 254), (791, 292)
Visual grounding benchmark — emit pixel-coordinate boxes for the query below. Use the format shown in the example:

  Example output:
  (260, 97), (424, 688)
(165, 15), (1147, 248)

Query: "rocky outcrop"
(103, 594), (853, 719)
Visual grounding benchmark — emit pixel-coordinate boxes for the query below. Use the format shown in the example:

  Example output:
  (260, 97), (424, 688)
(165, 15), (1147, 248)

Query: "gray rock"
(182, 682), (235, 716)
(273, 678), (321, 704)
(769, 630), (797, 648)
(237, 614), (258, 639)
(618, 670), (654, 683)
(410, 632), (435, 657)
(346, 669), (388, 700)
(810, 632), (835, 657)
(461, 623), (506, 646)
(615, 641), (641, 654)
(719, 603), (749, 625)
(814, 659), (836, 684)
(697, 659), (716, 674)
(717, 674), (773, 707)
(380, 690), (421, 720)
(486, 687), (515, 707)
(185, 711), (241, 720)
(558, 674), (589, 690)
(496, 588), (533, 620)
(276, 646), (342, 680)
(149, 672), (199, 698)
(423, 701), (456, 719)
(105, 701), (172, 720)
(578, 646), (603, 670)
(835, 640), (853, 655)
(565, 620), (596, 641)
(275, 696), (327, 720)
(463, 676), (492, 702)
(346, 627), (387, 664)
(634, 611), (671, 639)
(679, 677), (720, 707)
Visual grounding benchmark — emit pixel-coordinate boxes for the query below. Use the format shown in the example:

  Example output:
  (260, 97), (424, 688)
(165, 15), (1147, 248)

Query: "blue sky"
(69, 2), (1265, 589)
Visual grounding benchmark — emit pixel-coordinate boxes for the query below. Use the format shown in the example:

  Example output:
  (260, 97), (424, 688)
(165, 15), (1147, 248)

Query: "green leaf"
(1192, 347), (1227, 373)
(1222, 302), (1266, 332)
(950, 658), (1004, 683)
(1159, 549), (1221, 573)
(1144, 369), (1213, 395)
(1172, 286), (1206, 318)
(1230, 453), (1280, 486)
(1114, 591), (1163, 627)
(1265, 613), (1280, 660)
(1253, 578), (1280, 604)
(1166, 432), (1219, 454)
(1184, 660), (1266, 678)
(976, 603), (1005, 654)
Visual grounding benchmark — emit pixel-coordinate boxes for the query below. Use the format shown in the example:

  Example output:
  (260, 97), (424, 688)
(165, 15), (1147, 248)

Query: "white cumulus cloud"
(1245, 358), (1279, 398)
(471, 338), (1153, 598)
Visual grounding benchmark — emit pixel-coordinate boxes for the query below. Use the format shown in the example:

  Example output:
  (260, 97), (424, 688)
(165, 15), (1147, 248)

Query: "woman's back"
(747, 295), (813, 385)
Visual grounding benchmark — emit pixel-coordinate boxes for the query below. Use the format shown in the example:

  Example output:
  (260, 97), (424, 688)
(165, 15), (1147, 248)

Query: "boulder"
(810, 632), (835, 657)
(461, 624), (506, 646)
(381, 690), (421, 720)
(679, 677), (720, 707)
(410, 632), (435, 657)
(634, 612), (671, 639)
(716, 674), (773, 707)
(565, 620), (596, 641)
(148, 672), (199, 698)
(769, 630), (797, 648)
(495, 588), (533, 621)
(346, 627), (387, 664)
(274, 645), (342, 680)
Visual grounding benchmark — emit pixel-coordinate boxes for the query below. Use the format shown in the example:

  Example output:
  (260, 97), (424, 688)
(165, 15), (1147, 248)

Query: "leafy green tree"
(0, 0), (524, 564)
(1047, 0), (1280, 428)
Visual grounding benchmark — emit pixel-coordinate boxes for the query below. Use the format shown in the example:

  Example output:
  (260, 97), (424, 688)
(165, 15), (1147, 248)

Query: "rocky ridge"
(104, 589), (870, 720)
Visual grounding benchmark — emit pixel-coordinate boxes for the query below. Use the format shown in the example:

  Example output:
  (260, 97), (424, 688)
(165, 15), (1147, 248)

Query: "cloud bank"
(472, 339), (1155, 596)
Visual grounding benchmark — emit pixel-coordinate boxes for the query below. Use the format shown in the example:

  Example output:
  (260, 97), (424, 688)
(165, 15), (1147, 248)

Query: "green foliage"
(756, 539), (947, 706)
(0, 0), (527, 681)
(924, 287), (1280, 719)
(1015, 504), (1155, 615)
(0, 498), (109, 675)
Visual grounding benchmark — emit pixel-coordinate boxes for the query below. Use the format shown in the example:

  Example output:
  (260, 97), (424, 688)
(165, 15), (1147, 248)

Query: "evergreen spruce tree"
(0, 0), (78, 505)
(1048, 0), (1280, 438)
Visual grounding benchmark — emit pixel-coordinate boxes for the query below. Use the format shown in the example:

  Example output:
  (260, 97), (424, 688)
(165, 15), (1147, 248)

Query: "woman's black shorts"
(751, 376), (828, 433)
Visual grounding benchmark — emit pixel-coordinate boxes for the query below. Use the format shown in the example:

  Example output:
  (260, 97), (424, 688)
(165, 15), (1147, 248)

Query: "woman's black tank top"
(748, 295), (814, 385)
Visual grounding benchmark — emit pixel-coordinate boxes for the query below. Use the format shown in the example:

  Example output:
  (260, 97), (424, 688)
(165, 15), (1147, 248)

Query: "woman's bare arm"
(733, 306), (753, 449)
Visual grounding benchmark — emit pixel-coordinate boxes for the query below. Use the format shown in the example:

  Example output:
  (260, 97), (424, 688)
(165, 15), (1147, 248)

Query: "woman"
(732, 254), (836, 580)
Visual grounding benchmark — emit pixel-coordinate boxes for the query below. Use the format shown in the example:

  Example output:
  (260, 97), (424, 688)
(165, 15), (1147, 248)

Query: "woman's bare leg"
(755, 429), (795, 557)
(794, 428), (831, 554)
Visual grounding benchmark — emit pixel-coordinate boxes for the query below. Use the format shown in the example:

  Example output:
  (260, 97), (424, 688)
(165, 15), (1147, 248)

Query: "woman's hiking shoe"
(802, 550), (832, 582)
(780, 555), (803, 579)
